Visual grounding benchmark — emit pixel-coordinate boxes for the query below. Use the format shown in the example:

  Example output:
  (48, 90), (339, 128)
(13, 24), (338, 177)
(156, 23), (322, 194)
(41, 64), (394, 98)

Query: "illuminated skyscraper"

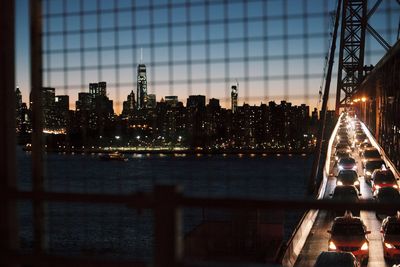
(231, 83), (238, 114)
(137, 64), (148, 109)
(89, 82), (107, 97)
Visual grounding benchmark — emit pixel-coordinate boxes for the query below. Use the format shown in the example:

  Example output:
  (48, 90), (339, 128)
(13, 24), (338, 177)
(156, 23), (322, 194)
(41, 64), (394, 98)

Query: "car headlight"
(335, 156), (339, 160)
(337, 181), (343, 186)
(375, 185), (381, 189)
(338, 166), (343, 170)
(393, 185), (398, 189)
(366, 171), (372, 176)
(354, 181), (360, 186)
(361, 242), (369, 251)
(384, 242), (394, 249)
(352, 166), (357, 170)
(329, 241), (337, 250)
(347, 149), (352, 153)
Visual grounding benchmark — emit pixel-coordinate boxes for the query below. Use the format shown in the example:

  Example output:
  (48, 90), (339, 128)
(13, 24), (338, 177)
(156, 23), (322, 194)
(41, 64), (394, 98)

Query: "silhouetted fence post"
(154, 185), (183, 267)
(0, 1), (18, 266)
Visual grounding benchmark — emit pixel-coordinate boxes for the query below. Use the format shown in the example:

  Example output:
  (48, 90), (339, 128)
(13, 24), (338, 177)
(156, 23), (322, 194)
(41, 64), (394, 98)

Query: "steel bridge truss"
(335, 0), (367, 112)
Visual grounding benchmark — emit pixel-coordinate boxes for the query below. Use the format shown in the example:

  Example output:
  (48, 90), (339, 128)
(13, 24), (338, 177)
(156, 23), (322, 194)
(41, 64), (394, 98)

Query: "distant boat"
(99, 152), (128, 162)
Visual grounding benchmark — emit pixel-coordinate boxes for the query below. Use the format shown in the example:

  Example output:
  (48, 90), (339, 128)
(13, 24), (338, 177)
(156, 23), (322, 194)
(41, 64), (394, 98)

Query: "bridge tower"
(335, 0), (367, 114)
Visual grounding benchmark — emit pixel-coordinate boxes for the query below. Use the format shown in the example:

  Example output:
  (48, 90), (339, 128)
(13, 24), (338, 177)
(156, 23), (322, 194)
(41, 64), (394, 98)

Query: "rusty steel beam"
(335, 0), (367, 113)
(2, 188), (400, 213)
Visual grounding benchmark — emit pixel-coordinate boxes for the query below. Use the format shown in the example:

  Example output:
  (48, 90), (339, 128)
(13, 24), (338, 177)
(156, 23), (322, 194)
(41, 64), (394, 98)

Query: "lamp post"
(361, 97), (367, 122)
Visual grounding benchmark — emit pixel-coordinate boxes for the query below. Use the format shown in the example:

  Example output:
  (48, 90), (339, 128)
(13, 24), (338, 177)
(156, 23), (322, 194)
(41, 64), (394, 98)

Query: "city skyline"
(16, 76), (326, 115)
(15, 0), (399, 113)
(16, 80), (327, 152)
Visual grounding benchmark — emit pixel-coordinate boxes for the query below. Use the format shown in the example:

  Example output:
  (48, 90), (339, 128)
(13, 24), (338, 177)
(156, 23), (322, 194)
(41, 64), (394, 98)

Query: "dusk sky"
(16, 0), (399, 113)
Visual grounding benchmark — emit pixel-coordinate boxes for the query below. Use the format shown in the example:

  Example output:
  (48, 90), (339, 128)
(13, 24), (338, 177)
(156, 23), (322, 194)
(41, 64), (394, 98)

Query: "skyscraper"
(89, 82), (107, 97)
(231, 83), (238, 114)
(165, 96), (178, 107)
(147, 94), (156, 109)
(55, 95), (69, 129)
(15, 87), (23, 131)
(76, 93), (92, 111)
(187, 95), (206, 109)
(122, 90), (136, 116)
(137, 64), (148, 109)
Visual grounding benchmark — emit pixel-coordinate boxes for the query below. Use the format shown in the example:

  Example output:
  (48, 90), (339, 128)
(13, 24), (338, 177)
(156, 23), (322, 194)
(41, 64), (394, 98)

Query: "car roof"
(339, 169), (357, 174)
(373, 169), (393, 175)
(363, 147), (379, 152)
(339, 157), (355, 163)
(334, 185), (357, 192)
(333, 213), (363, 225)
(365, 159), (384, 165)
(314, 251), (356, 267)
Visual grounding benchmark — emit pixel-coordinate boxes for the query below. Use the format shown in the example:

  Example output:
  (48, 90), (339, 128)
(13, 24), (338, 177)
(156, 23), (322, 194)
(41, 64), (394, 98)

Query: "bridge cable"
(317, 6), (338, 109)
(308, 0), (342, 195)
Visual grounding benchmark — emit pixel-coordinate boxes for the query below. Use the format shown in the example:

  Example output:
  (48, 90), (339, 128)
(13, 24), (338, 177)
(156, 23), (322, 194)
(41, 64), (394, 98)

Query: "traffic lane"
(353, 135), (390, 266)
(296, 123), (389, 267)
(294, 176), (337, 267)
(294, 155), (340, 267)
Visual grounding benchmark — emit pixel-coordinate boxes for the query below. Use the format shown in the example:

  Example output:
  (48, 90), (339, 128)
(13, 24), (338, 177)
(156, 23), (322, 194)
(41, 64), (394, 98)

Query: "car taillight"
(329, 241), (337, 250)
(384, 242), (394, 249)
(361, 242), (369, 251)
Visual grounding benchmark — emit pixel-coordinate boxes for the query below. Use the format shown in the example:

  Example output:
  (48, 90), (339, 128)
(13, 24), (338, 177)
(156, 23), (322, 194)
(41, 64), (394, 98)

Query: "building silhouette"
(137, 64), (148, 110)
(17, 66), (323, 150)
(231, 84), (238, 114)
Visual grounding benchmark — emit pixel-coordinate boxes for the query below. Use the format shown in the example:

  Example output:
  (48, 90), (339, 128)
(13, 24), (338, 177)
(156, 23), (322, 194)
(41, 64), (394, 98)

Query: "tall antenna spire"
(140, 48), (143, 64)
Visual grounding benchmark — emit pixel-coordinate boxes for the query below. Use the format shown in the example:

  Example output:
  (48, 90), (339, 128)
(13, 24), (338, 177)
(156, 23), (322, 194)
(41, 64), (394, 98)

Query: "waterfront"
(17, 147), (312, 261)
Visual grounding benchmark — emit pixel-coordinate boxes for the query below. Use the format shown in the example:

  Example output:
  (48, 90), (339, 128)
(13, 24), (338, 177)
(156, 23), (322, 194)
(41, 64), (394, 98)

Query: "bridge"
(281, 13), (400, 267)
(1, 0), (400, 267)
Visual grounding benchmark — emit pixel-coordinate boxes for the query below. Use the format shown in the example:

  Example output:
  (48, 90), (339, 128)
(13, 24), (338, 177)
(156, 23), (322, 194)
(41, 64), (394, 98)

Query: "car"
(327, 211), (370, 266)
(374, 187), (400, 219)
(381, 213), (400, 261)
(338, 157), (357, 171)
(335, 150), (351, 162)
(337, 138), (352, 147)
(361, 148), (381, 162)
(371, 169), (398, 192)
(354, 133), (368, 146)
(335, 143), (351, 152)
(338, 129), (349, 136)
(354, 129), (364, 135)
(358, 142), (373, 156)
(330, 185), (361, 217)
(314, 251), (359, 267)
(337, 170), (360, 190)
(363, 159), (386, 183)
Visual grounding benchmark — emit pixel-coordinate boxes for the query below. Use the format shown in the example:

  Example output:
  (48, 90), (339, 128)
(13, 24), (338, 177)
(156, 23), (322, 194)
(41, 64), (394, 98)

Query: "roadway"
(294, 120), (392, 267)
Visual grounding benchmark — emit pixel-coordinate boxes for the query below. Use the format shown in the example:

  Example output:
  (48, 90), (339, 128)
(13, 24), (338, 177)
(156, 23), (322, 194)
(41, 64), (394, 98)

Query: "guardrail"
(281, 114), (342, 267)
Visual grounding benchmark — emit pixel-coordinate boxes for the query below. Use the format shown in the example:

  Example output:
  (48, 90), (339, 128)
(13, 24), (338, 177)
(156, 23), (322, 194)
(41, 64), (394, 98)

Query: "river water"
(16, 148), (312, 261)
